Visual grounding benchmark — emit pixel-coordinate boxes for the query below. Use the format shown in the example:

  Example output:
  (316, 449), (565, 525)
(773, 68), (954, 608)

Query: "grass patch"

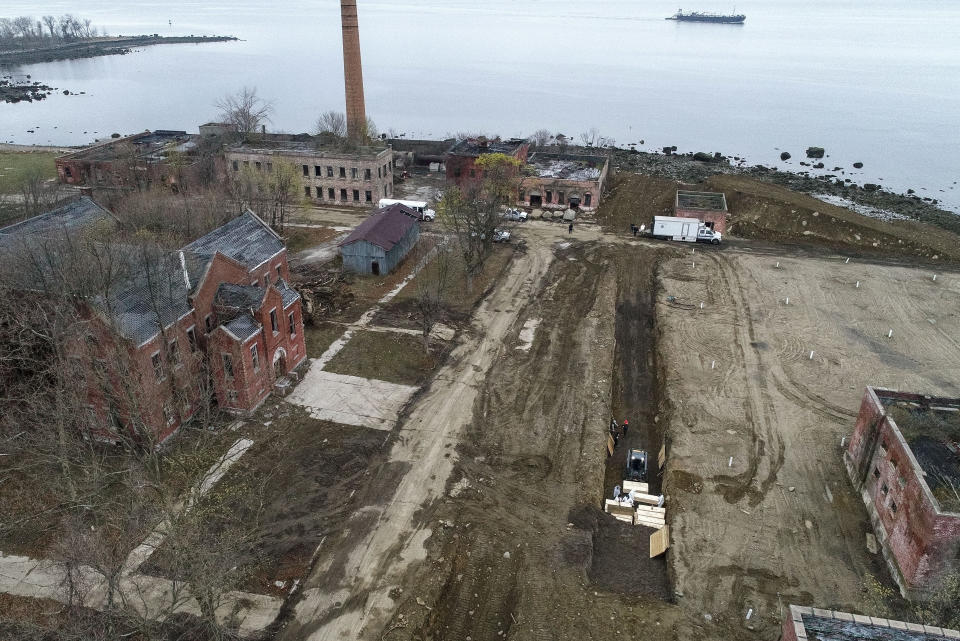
(283, 226), (337, 253)
(143, 405), (387, 596)
(0, 151), (58, 195)
(325, 329), (447, 387)
(304, 321), (345, 358)
(376, 244), (515, 330)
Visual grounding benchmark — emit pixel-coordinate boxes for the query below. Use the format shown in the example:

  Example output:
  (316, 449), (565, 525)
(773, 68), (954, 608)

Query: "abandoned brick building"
(225, 133), (395, 208)
(445, 137), (529, 189)
(339, 203), (420, 275)
(845, 387), (960, 597)
(519, 152), (609, 210)
(782, 604), (959, 641)
(55, 130), (205, 190)
(674, 190), (729, 234)
(0, 196), (306, 443)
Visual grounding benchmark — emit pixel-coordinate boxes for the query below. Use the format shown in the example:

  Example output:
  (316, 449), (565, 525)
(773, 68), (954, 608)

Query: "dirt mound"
(709, 174), (960, 262)
(596, 172), (676, 233)
(598, 171), (960, 263)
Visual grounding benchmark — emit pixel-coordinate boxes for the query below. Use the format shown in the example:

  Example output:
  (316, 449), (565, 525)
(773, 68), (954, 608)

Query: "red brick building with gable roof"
(0, 198), (307, 444)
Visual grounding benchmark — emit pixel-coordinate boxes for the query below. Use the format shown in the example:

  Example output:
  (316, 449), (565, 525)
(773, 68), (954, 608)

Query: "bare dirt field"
(658, 246), (960, 637)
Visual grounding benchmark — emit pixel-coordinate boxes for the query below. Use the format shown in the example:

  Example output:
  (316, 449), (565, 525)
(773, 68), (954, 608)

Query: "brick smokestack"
(340, 0), (367, 141)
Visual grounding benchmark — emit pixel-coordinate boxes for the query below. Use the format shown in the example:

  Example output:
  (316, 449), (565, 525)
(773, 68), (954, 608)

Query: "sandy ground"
(280, 225), (559, 640)
(658, 247), (960, 636)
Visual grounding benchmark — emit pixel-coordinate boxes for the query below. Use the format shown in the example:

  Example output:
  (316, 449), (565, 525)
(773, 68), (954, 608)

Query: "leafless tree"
(528, 129), (552, 148)
(216, 87), (273, 137)
(314, 110), (347, 140)
(579, 128), (615, 148)
(414, 244), (451, 353)
(439, 153), (521, 282)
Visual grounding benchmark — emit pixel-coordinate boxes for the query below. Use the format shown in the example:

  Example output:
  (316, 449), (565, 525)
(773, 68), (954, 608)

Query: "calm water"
(2, 0), (959, 211)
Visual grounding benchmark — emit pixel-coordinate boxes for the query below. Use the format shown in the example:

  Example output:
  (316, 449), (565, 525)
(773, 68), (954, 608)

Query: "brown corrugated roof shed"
(339, 204), (420, 251)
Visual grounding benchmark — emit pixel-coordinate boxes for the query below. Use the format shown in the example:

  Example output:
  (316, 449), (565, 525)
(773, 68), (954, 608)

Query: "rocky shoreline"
(610, 147), (960, 236)
(0, 34), (238, 67)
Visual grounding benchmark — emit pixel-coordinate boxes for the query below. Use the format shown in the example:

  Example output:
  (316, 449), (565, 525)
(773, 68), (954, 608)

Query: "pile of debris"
(291, 265), (353, 323)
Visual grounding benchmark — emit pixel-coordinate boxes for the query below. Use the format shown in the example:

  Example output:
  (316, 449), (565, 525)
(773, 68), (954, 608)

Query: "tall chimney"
(340, 0), (367, 141)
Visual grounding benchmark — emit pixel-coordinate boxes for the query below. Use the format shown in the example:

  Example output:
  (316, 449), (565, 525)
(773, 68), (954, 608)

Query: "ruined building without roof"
(846, 387), (960, 598)
(225, 133), (395, 208)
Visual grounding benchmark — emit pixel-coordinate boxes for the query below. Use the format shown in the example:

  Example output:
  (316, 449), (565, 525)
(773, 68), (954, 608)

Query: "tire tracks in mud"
(707, 252), (785, 507)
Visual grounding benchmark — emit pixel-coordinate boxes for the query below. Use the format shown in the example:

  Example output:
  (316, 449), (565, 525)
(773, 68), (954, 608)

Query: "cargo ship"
(666, 9), (746, 24)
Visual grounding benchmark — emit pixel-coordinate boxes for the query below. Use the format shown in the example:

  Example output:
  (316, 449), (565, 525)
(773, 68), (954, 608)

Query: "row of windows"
(151, 328), (200, 382)
(304, 186), (387, 203)
(520, 189), (593, 207)
(227, 159), (393, 179)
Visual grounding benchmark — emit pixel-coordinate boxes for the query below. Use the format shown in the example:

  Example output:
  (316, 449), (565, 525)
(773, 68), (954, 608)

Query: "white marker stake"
(700, 302), (704, 310)
(933, 274), (938, 282)
(856, 281), (860, 288)
(776, 261), (780, 268)
(692, 261), (695, 268)
(888, 329), (893, 338)
(845, 258), (850, 264)
(809, 350), (815, 360)
(785, 297), (790, 305)
(746, 608), (753, 620)
(728, 456), (733, 467)
(692, 248), (696, 254)
(841, 436), (847, 447)
(711, 360), (716, 369)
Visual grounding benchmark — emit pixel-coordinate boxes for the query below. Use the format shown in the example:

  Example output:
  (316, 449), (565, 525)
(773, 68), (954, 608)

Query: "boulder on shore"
(780, 152), (791, 161)
(806, 146), (825, 159)
(864, 183), (880, 192)
(853, 162), (864, 169)
(693, 152), (713, 162)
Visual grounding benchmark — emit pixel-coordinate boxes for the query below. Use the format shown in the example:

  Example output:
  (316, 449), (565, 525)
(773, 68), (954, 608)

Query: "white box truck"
(377, 198), (436, 221)
(651, 216), (721, 244)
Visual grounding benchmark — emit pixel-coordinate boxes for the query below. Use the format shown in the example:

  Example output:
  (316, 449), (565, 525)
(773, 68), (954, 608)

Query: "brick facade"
(340, 0), (367, 141)
(445, 138), (529, 190)
(56, 130), (203, 190)
(675, 190), (729, 234)
(225, 138), (394, 208)
(61, 210), (308, 445)
(845, 387), (960, 598)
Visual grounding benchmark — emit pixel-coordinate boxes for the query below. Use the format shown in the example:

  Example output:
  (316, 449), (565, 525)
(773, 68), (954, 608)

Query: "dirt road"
(281, 226), (557, 640)
(659, 248), (960, 636)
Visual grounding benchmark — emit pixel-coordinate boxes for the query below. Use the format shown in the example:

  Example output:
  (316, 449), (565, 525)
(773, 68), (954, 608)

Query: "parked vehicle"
(649, 216), (721, 244)
(377, 198), (436, 221)
(501, 208), (528, 222)
(492, 228), (511, 242)
(625, 449), (648, 482)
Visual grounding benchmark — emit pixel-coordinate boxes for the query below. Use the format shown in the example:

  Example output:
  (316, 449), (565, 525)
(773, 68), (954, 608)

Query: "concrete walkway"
(287, 244), (441, 430)
(0, 436), (281, 638)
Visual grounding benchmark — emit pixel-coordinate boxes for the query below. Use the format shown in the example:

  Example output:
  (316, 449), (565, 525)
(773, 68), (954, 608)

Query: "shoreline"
(0, 34), (238, 67)
(610, 147), (960, 235)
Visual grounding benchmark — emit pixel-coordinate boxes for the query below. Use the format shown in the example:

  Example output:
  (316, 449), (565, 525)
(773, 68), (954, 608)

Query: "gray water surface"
(1, 0), (958, 210)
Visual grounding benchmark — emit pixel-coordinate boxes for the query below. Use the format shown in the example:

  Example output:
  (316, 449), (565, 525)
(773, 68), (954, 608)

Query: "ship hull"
(666, 14), (746, 23)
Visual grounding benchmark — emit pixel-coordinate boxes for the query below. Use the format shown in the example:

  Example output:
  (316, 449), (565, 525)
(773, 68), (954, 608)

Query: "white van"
(377, 198), (436, 221)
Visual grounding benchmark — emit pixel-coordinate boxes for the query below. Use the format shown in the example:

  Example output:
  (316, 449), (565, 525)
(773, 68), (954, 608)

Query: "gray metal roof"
(0, 197), (114, 254)
(223, 314), (260, 342)
(215, 283), (265, 309)
(276, 279), (301, 308)
(94, 247), (192, 346)
(183, 210), (284, 272)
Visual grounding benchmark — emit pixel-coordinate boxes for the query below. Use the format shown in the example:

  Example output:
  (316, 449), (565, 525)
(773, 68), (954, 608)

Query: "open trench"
(387, 241), (698, 641)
